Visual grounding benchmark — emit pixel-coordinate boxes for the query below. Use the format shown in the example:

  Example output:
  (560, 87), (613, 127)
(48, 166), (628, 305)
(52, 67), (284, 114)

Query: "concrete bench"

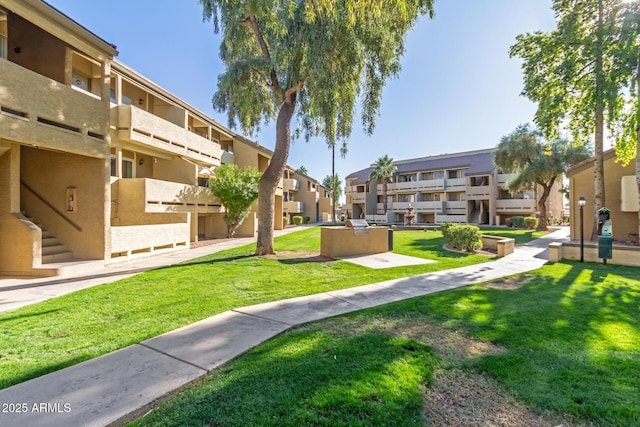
(481, 235), (515, 257)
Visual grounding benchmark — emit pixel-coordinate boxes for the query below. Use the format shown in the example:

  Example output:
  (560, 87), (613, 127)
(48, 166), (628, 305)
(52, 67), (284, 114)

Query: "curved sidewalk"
(0, 228), (569, 427)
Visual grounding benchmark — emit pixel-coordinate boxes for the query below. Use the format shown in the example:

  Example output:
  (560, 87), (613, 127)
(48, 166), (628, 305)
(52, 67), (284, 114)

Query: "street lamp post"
(578, 196), (586, 262)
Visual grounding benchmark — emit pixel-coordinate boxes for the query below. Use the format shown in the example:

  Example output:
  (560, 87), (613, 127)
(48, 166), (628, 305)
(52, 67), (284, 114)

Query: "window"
(71, 73), (91, 92)
(0, 35), (6, 60)
(110, 157), (117, 177)
(122, 158), (134, 178)
(433, 171), (444, 179)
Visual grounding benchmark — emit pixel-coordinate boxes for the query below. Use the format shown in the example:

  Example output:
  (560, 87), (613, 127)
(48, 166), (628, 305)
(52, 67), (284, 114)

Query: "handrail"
(20, 180), (82, 232)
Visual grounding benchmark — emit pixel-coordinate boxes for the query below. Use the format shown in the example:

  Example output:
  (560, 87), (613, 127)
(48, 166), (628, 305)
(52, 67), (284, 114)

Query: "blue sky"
(47, 0), (555, 201)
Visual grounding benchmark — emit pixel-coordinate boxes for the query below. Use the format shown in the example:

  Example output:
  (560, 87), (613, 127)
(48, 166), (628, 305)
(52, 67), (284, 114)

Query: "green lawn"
(132, 261), (640, 427)
(0, 227), (535, 390)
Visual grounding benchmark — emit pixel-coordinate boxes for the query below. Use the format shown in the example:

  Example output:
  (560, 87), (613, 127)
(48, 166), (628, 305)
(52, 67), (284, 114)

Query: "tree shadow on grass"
(135, 331), (438, 427)
(371, 261), (640, 425)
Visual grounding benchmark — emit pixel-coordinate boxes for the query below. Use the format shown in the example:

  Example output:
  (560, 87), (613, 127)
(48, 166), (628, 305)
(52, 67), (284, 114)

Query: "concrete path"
(0, 227), (569, 427)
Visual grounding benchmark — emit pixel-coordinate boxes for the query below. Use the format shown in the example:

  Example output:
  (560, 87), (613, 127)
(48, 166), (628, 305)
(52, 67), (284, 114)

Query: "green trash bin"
(598, 236), (612, 261)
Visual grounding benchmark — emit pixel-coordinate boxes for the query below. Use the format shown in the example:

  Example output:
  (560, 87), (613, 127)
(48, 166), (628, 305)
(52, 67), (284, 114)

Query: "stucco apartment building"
(567, 149), (639, 243)
(0, 0), (331, 276)
(345, 148), (563, 226)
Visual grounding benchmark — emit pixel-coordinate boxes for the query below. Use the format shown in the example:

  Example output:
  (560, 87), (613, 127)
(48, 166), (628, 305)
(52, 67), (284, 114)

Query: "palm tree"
(369, 155), (397, 214)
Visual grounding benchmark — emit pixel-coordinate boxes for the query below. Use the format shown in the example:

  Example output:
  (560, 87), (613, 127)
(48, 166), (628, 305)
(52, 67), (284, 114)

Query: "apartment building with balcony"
(282, 168), (333, 223)
(345, 148), (562, 226)
(0, 0), (117, 275)
(0, 0), (332, 276)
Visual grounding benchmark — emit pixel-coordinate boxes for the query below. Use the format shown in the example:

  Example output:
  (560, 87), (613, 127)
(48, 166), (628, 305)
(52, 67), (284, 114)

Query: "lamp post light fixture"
(578, 196), (586, 262)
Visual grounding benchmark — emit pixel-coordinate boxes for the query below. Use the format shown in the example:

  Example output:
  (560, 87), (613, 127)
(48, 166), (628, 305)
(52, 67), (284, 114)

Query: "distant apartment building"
(283, 168), (333, 223)
(345, 149), (563, 225)
(0, 0), (331, 276)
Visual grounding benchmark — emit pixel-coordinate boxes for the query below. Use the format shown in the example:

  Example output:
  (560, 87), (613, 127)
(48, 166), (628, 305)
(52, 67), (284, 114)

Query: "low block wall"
(481, 235), (515, 257)
(549, 242), (640, 267)
(111, 222), (190, 260)
(321, 226), (389, 258)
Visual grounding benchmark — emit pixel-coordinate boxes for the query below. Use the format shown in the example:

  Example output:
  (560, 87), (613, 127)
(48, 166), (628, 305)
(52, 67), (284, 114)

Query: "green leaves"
(209, 163), (262, 237)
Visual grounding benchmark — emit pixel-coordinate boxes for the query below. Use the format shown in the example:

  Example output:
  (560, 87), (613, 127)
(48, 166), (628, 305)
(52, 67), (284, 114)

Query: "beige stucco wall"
(20, 146), (108, 260)
(320, 226), (389, 258)
(569, 153), (638, 242)
(0, 146), (43, 274)
(555, 242), (640, 267)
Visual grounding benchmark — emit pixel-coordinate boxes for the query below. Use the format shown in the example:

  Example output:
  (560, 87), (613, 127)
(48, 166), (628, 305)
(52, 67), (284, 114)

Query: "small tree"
(297, 166), (308, 175)
(209, 164), (261, 238)
(369, 155), (397, 214)
(494, 124), (591, 231)
(322, 173), (343, 216)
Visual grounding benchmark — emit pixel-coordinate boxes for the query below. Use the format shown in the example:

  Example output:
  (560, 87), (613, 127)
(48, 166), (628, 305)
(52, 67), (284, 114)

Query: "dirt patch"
(486, 275), (535, 291)
(261, 251), (332, 263)
(423, 368), (559, 427)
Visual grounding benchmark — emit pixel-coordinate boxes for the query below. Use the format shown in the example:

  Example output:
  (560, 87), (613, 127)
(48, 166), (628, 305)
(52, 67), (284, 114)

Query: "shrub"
(282, 216), (289, 228)
(524, 216), (538, 229)
(292, 216), (303, 225)
(506, 216), (525, 228)
(302, 216), (311, 224)
(441, 223), (482, 252)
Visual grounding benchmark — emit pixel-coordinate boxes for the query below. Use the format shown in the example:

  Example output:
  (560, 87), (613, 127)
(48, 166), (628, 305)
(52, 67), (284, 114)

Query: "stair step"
(42, 237), (60, 247)
(42, 230), (53, 239)
(42, 244), (69, 256)
(42, 251), (75, 264)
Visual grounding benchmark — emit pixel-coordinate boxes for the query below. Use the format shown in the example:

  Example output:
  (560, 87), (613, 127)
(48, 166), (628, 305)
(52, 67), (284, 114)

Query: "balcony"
(496, 199), (536, 213)
(0, 59), (109, 158)
(113, 178), (222, 215)
(284, 178), (300, 192)
(283, 201), (304, 213)
(114, 105), (223, 165)
(497, 174), (513, 187)
(466, 185), (491, 199)
(444, 177), (466, 190)
(444, 200), (467, 214)
(383, 178), (445, 193)
(351, 193), (366, 203)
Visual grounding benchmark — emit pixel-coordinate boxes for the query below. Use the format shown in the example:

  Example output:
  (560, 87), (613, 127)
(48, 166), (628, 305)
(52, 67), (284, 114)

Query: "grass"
(132, 261), (640, 427)
(0, 227), (538, 390)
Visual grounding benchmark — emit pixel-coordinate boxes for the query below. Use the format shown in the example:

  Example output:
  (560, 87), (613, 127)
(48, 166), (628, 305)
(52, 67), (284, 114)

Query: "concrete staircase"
(22, 212), (75, 264)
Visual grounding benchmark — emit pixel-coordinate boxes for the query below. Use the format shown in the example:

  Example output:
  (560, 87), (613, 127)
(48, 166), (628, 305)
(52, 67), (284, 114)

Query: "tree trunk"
(255, 99), (295, 255)
(332, 143), (336, 223)
(536, 181), (553, 231)
(636, 74), (640, 243)
(382, 180), (388, 214)
(592, 0), (606, 240)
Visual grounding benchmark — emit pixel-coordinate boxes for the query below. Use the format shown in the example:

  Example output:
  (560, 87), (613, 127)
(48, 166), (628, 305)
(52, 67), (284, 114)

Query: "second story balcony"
(0, 59), (109, 158)
(496, 199), (536, 213)
(284, 178), (300, 192)
(351, 193), (366, 203)
(113, 105), (223, 166)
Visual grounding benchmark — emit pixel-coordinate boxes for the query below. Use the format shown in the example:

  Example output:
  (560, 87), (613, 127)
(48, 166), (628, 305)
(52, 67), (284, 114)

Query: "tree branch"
(244, 15), (283, 98)
(285, 72), (308, 104)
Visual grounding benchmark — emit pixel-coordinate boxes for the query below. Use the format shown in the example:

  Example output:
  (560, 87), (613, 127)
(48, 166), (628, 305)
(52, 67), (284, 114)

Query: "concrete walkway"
(0, 227), (569, 427)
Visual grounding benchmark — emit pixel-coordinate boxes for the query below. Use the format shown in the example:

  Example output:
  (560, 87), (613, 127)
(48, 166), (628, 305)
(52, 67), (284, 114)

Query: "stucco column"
(489, 172), (496, 226)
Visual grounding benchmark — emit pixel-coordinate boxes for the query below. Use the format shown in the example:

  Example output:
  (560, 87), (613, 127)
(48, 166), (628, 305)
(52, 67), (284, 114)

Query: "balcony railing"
(114, 105), (223, 165)
(444, 177), (467, 190)
(284, 178), (300, 192)
(496, 199), (536, 212)
(382, 178), (445, 193)
(283, 201), (304, 213)
(466, 185), (492, 198)
(351, 193), (366, 203)
(497, 174), (513, 187)
(114, 178), (222, 214)
(0, 60), (109, 157)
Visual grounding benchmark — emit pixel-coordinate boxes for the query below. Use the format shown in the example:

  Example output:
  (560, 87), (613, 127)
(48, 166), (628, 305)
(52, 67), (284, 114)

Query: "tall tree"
(209, 164), (261, 238)
(296, 166), (308, 175)
(494, 124), (592, 231)
(369, 155), (397, 215)
(200, 0), (434, 254)
(510, 0), (627, 238)
(612, 1), (640, 239)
